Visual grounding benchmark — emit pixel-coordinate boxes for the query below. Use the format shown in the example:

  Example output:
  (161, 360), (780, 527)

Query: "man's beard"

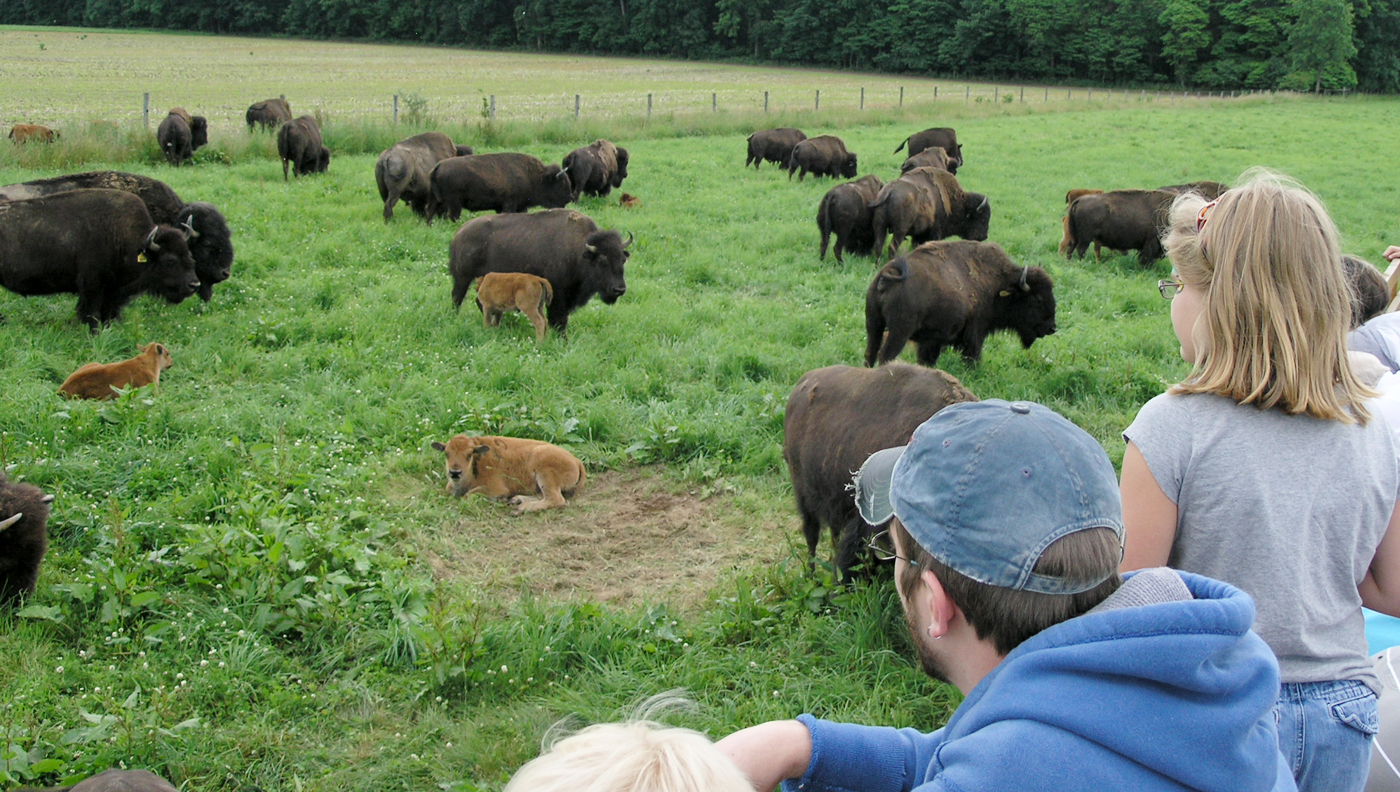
(904, 606), (952, 685)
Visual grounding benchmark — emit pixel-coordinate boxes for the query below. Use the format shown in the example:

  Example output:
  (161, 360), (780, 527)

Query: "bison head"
(841, 153), (859, 179)
(541, 165), (574, 209)
(613, 147), (630, 186)
(316, 147), (331, 173)
(583, 229), (631, 305)
(962, 193), (991, 241)
(998, 266), (1057, 348)
(190, 117), (209, 151)
(455, 145), (474, 157)
(432, 435), (487, 497)
(177, 202), (234, 302)
(141, 226), (201, 304)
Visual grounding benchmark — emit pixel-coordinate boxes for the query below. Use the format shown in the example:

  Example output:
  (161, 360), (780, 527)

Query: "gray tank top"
(1125, 392), (1400, 692)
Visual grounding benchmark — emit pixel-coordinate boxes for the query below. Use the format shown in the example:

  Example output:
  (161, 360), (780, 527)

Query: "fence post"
(1045, 87), (1048, 102)
(648, 93), (653, 118)
(860, 87), (864, 110)
(933, 86), (936, 100)
(994, 86), (999, 102)
(142, 92), (149, 129)
(1020, 86), (1024, 102)
(1088, 87), (1092, 101)
(901, 86), (905, 106)
(815, 89), (820, 110)
(1124, 88), (1128, 100)
(574, 94), (580, 119)
(490, 95), (496, 120)
(965, 85), (970, 103)
(763, 91), (768, 113)
(712, 93), (717, 112)
(393, 94), (398, 124)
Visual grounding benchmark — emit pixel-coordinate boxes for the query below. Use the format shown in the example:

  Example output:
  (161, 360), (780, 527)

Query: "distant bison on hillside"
(746, 128), (806, 170)
(157, 109), (208, 167)
(246, 98), (292, 132)
(278, 116), (330, 180)
(893, 128), (962, 169)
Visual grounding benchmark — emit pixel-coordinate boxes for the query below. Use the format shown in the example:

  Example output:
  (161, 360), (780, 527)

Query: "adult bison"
(899, 146), (954, 175)
(1059, 188), (1105, 258)
(784, 363), (977, 579)
(745, 128), (806, 170)
(0, 189), (200, 332)
(9, 124), (59, 144)
(870, 167), (990, 257)
(375, 132), (468, 220)
(865, 240), (1056, 368)
(1066, 189), (1176, 266)
(427, 153), (573, 222)
(0, 171), (235, 302)
(448, 209), (630, 335)
(278, 116), (330, 180)
(893, 127), (962, 168)
(1159, 180), (1228, 199)
(788, 135), (857, 181)
(561, 139), (629, 198)
(156, 109), (208, 167)
(245, 98), (292, 132)
(816, 174), (884, 262)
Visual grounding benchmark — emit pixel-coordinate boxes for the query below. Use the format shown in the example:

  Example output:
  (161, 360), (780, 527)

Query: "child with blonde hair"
(1122, 170), (1400, 792)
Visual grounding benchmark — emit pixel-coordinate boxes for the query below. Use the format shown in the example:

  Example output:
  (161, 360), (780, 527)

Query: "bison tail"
(877, 258), (910, 289)
(892, 137), (909, 154)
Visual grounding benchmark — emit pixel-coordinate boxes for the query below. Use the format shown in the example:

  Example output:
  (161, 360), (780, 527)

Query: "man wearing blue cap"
(717, 400), (1296, 791)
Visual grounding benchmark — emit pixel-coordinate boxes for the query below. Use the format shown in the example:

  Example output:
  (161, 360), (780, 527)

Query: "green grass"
(3, 84), (1400, 792)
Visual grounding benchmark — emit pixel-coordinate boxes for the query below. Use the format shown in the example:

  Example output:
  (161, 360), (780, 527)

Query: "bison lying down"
(60, 342), (173, 400)
(9, 124), (59, 144)
(475, 272), (554, 343)
(433, 434), (586, 512)
(0, 471), (53, 605)
(784, 363), (976, 579)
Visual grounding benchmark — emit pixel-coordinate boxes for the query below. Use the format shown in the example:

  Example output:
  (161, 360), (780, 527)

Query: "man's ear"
(921, 569), (959, 639)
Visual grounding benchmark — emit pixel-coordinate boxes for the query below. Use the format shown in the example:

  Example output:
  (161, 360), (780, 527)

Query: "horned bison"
(278, 116), (330, 180)
(474, 272), (554, 343)
(156, 109), (207, 167)
(60, 342), (173, 400)
(427, 152), (573, 222)
(0, 471), (54, 605)
(432, 435), (586, 512)
(745, 128), (806, 170)
(865, 240), (1056, 367)
(787, 135), (857, 181)
(870, 167), (990, 257)
(816, 174), (884, 262)
(375, 132), (468, 220)
(1066, 189), (1176, 266)
(784, 363), (976, 579)
(562, 139), (628, 198)
(892, 128), (962, 168)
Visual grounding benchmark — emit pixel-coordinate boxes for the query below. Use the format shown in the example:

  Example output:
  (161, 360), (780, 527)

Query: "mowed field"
(3, 31), (1400, 792)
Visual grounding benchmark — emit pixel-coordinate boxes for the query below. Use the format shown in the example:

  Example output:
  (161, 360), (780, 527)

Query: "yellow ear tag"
(998, 289), (1010, 297)
(137, 253), (147, 263)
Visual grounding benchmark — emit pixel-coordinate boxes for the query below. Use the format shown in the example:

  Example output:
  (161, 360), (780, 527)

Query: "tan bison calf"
(1059, 189), (1105, 258)
(432, 435), (586, 512)
(475, 272), (554, 343)
(59, 343), (173, 400)
(9, 124), (59, 144)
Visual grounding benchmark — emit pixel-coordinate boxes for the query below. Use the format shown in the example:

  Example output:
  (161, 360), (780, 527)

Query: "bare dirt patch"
(421, 467), (797, 610)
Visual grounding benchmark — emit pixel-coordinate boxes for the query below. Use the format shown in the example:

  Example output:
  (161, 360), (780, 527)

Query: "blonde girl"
(1121, 170), (1400, 792)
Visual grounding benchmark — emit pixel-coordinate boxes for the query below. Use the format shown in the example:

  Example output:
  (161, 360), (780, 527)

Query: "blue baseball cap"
(854, 400), (1123, 595)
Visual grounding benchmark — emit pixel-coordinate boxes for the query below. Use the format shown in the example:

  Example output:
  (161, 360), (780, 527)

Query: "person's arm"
(1120, 441), (1179, 571)
(1360, 501), (1400, 616)
(718, 716), (945, 792)
(715, 720), (813, 792)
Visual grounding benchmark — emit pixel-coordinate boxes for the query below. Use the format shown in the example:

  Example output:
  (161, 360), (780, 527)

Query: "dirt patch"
(422, 468), (796, 609)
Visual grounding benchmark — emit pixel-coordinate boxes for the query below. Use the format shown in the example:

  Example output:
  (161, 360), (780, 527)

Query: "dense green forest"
(2, 0), (1397, 93)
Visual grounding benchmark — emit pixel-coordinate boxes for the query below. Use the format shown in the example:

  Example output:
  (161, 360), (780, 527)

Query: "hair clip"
(1196, 199), (1218, 257)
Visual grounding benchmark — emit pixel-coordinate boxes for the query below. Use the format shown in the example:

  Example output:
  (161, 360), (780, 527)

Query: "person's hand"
(715, 720), (813, 792)
(1384, 245), (1400, 263)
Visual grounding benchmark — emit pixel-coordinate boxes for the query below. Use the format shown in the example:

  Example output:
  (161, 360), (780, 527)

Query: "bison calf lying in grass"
(9, 124), (59, 144)
(59, 342), (173, 400)
(0, 472), (53, 605)
(432, 435), (585, 512)
(475, 273), (554, 343)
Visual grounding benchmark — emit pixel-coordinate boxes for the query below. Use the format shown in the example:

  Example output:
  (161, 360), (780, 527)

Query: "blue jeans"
(1274, 680), (1378, 792)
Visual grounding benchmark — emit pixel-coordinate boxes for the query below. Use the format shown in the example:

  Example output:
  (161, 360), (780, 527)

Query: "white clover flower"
(55, 666), (64, 673)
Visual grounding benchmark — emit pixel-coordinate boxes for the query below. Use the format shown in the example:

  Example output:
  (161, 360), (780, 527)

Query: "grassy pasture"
(1, 50), (1400, 792)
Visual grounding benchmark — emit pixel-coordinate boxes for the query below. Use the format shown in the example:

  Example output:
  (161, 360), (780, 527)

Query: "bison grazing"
(427, 152), (573, 222)
(899, 146), (954, 175)
(245, 98), (292, 132)
(9, 124), (59, 144)
(475, 272), (554, 343)
(1066, 189), (1176, 266)
(449, 209), (630, 335)
(0, 189), (199, 332)
(746, 128), (807, 170)
(60, 342), (173, 400)
(375, 131), (465, 220)
(1059, 188), (1105, 258)
(1159, 180), (1228, 200)
(156, 109), (208, 167)
(892, 127), (962, 169)
(433, 434), (586, 512)
(562, 139), (629, 198)
(784, 363), (977, 578)
(278, 116), (330, 180)
(0, 172), (235, 303)
(0, 472), (54, 605)
(865, 240), (1056, 368)
(788, 135), (857, 181)
(870, 167), (990, 257)
(816, 174), (884, 262)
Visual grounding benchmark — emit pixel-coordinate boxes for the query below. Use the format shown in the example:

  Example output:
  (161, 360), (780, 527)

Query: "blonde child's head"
(1164, 169), (1372, 422)
(504, 697), (753, 792)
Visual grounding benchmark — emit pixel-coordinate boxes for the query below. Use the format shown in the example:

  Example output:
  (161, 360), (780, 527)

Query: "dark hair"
(1344, 254), (1389, 328)
(893, 519), (1122, 656)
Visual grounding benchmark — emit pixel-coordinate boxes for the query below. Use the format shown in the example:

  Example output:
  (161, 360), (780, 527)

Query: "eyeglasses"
(1158, 276), (1184, 300)
(866, 528), (919, 567)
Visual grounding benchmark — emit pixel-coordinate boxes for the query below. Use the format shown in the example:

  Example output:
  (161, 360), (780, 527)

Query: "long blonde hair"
(1165, 169), (1372, 423)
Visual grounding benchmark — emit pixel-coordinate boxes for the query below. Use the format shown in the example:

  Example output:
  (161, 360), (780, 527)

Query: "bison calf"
(9, 124), (59, 144)
(475, 273), (554, 343)
(60, 342), (173, 400)
(866, 240), (1057, 368)
(816, 174), (884, 262)
(0, 472), (54, 605)
(432, 435), (586, 512)
(784, 363), (976, 579)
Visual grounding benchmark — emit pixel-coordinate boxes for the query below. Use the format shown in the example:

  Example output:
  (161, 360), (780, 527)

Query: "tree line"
(3, 0), (1397, 93)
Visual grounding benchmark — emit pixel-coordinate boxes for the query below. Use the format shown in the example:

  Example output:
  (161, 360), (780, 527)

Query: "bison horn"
(143, 226), (161, 253)
(622, 231), (634, 249)
(181, 219), (198, 240)
(556, 169), (569, 179)
(978, 195), (990, 212)
(0, 513), (21, 532)
(585, 243), (598, 255)
(1019, 265), (1031, 292)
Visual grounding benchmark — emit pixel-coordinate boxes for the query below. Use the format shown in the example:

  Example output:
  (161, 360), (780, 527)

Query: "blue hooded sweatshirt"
(781, 572), (1295, 791)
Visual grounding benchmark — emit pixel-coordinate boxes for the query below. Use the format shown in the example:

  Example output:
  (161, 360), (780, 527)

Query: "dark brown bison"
(784, 363), (977, 579)
(245, 98), (292, 132)
(899, 146), (954, 175)
(9, 124), (59, 144)
(278, 116), (330, 181)
(0, 189), (199, 332)
(156, 109), (208, 167)
(16, 768), (180, 792)
(870, 167), (990, 258)
(746, 128), (807, 170)
(1159, 181), (1228, 199)
(427, 152), (573, 223)
(893, 128), (962, 169)
(375, 132), (467, 220)
(817, 174), (884, 262)
(788, 135), (858, 181)
(1066, 189), (1176, 266)
(1059, 188), (1105, 258)
(0, 472), (53, 605)
(865, 240), (1056, 368)
(562, 139), (629, 198)
(0, 171), (234, 302)
(449, 209), (630, 335)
